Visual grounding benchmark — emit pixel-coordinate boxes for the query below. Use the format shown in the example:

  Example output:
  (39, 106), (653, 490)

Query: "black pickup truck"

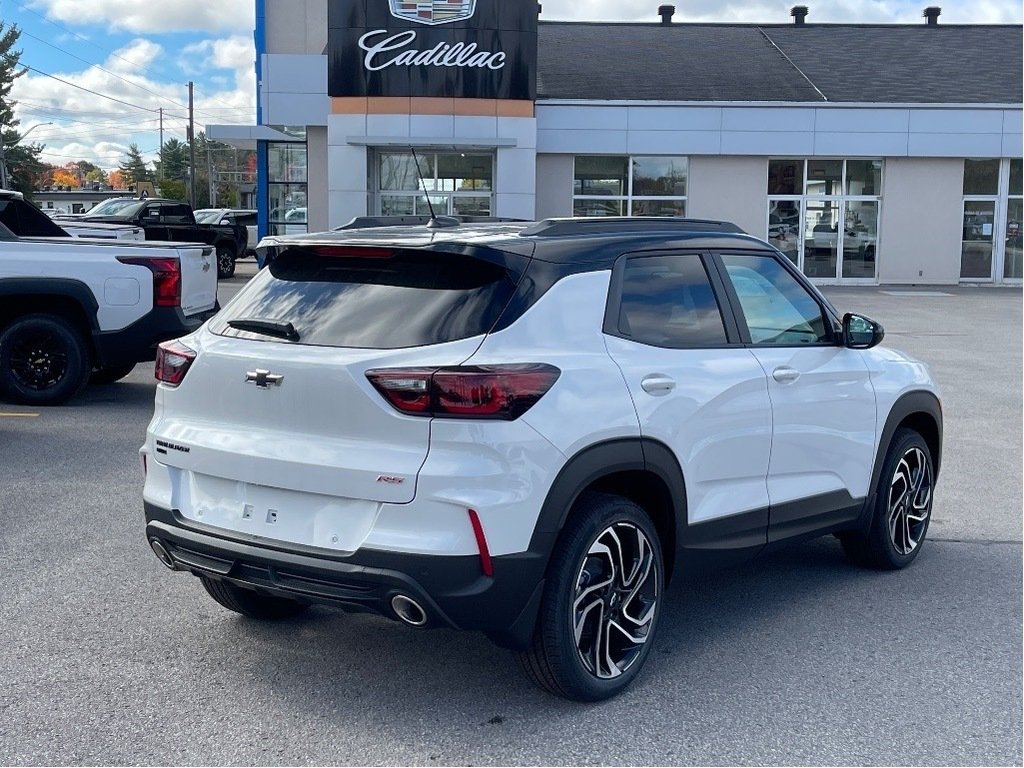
(75, 198), (248, 278)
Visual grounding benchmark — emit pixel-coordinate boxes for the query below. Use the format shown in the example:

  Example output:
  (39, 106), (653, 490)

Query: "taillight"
(117, 257), (181, 307)
(366, 364), (560, 420)
(155, 340), (196, 386)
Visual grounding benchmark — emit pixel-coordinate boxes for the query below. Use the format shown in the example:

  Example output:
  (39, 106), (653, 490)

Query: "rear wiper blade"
(227, 318), (300, 341)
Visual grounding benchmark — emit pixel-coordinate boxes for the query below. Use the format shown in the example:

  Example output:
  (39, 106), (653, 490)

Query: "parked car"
(0, 191), (218, 404)
(142, 217), (942, 701)
(194, 209), (258, 256)
(79, 198), (247, 279)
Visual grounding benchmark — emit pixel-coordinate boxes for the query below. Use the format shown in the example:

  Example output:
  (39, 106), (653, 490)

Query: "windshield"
(88, 199), (145, 217)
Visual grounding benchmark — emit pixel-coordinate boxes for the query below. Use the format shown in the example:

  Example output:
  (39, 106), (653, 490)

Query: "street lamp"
(0, 121), (55, 190)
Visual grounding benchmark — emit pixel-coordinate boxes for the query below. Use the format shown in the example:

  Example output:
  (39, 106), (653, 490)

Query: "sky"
(2, 0), (1022, 172)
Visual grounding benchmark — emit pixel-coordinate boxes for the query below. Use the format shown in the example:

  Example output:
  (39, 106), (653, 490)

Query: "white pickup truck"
(0, 190), (218, 404)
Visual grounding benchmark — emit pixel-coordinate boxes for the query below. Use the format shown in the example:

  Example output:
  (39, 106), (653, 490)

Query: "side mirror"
(843, 313), (885, 349)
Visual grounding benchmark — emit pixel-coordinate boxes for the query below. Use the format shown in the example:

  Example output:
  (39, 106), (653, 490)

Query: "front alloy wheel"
(839, 427), (934, 570)
(573, 523), (658, 679)
(887, 446), (932, 556)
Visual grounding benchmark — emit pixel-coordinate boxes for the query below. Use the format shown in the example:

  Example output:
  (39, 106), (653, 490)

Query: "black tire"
(840, 428), (934, 570)
(514, 492), (663, 701)
(216, 246), (236, 279)
(199, 576), (309, 620)
(0, 314), (91, 405)
(90, 363), (136, 385)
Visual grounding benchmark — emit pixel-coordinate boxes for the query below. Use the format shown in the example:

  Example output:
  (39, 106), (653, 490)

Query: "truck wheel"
(0, 314), (91, 405)
(90, 363), (136, 385)
(216, 246), (236, 279)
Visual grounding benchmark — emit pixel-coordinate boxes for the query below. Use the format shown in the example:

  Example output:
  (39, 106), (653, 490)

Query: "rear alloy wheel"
(840, 428), (934, 569)
(200, 576), (309, 620)
(216, 246), (236, 279)
(516, 493), (663, 701)
(0, 314), (90, 405)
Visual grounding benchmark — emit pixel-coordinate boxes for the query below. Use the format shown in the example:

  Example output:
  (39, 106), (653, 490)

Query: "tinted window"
(616, 254), (728, 348)
(211, 249), (517, 349)
(237, 213), (257, 227)
(721, 254), (831, 345)
(0, 200), (69, 238)
(161, 204), (192, 224)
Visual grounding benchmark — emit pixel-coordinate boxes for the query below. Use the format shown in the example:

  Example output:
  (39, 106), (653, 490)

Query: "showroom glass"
(842, 201), (879, 279)
(573, 156), (687, 217)
(1006, 159), (1023, 279)
(268, 138), (307, 236)
(375, 152), (493, 216)
(721, 253), (830, 345)
(767, 159), (882, 281)
(961, 158), (1021, 281)
(963, 159), (1000, 195)
(617, 254), (727, 348)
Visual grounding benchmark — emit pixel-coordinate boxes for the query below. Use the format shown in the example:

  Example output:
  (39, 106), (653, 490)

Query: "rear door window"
(211, 248), (519, 349)
(612, 253), (729, 348)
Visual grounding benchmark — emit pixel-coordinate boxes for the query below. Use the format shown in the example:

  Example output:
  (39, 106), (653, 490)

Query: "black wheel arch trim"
(870, 390), (943, 496)
(0, 278), (100, 332)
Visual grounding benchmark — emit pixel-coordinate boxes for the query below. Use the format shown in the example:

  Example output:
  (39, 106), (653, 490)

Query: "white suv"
(141, 218), (942, 701)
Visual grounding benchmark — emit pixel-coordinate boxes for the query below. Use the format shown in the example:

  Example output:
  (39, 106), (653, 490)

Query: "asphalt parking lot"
(1, 263), (1021, 766)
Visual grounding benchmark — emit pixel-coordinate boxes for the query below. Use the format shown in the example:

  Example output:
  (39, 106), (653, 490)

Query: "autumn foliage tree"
(51, 168), (78, 188)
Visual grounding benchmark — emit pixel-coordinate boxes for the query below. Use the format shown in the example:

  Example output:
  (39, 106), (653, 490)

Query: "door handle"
(772, 366), (801, 384)
(641, 375), (676, 395)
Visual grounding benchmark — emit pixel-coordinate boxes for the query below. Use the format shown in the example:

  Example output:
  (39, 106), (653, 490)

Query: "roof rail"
(520, 217), (747, 237)
(335, 215), (527, 230)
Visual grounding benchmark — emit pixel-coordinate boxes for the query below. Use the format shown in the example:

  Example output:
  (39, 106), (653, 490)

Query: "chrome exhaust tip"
(391, 594), (428, 627)
(149, 538), (177, 570)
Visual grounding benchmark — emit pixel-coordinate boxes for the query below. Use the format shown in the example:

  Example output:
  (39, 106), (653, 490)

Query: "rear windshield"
(211, 248), (519, 349)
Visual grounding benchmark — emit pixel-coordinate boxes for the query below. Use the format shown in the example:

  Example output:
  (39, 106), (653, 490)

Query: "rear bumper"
(93, 306), (217, 368)
(144, 502), (547, 648)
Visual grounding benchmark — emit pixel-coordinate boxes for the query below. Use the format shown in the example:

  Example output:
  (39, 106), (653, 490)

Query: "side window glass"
(165, 205), (191, 224)
(720, 253), (831, 345)
(616, 254), (728, 348)
(140, 204), (161, 222)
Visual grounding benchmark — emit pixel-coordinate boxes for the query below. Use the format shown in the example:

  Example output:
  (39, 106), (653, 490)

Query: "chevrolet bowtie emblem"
(245, 369), (284, 388)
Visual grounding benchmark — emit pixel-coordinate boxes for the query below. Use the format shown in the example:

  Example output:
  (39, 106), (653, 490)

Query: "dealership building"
(210, 1), (1023, 285)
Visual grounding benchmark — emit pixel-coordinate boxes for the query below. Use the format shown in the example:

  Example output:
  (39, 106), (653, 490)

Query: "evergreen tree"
(118, 143), (152, 188)
(158, 138), (188, 182)
(0, 21), (45, 197)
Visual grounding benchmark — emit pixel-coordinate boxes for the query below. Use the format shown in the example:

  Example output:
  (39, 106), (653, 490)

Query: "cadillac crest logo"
(389, 0), (477, 25)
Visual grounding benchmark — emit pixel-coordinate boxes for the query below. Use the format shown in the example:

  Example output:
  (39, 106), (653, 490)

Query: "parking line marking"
(0, 412), (40, 418)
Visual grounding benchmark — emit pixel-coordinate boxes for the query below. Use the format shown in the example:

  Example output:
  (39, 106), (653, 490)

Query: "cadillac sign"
(389, 0), (477, 25)
(328, 0), (538, 101)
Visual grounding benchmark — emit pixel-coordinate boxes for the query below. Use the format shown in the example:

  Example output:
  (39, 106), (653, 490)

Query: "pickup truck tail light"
(155, 340), (196, 386)
(366, 364), (560, 420)
(117, 256), (181, 307)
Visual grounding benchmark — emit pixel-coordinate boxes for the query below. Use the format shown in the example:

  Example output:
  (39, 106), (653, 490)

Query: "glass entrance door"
(374, 152), (494, 216)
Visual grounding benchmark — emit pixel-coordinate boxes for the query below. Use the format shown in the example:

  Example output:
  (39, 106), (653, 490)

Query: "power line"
(21, 64), (161, 115)
(16, 28), (195, 113)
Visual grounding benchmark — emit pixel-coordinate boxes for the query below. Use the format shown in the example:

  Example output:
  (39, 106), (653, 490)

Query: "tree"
(52, 168), (78, 188)
(0, 21), (45, 197)
(108, 170), (126, 189)
(118, 143), (151, 188)
(157, 138), (188, 182)
(85, 168), (108, 185)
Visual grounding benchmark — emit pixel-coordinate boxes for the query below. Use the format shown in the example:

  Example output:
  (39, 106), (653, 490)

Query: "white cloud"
(27, 0), (255, 33)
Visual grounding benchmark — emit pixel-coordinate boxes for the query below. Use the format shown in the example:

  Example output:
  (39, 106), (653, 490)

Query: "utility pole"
(207, 145), (216, 208)
(0, 117), (7, 190)
(158, 108), (164, 157)
(187, 81), (196, 207)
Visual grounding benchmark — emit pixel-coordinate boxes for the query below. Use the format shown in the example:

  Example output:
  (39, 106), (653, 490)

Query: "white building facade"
(210, 1), (1024, 285)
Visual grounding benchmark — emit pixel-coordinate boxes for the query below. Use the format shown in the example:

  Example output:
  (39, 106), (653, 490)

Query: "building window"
(372, 152), (493, 216)
(573, 156), (687, 217)
(961, 158), (1022, 281)
(767, 158), (882, 282)
(267, 139), (307, 236)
